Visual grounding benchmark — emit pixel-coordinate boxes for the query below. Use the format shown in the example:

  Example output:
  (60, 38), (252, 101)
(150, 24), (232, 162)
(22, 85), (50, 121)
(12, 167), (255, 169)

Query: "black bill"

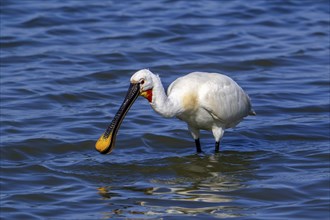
(95, 83), (140, 154)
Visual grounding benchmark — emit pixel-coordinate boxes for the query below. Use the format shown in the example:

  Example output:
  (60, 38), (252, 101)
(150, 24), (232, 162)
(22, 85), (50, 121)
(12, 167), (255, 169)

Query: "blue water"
(1, 0), (329, 219)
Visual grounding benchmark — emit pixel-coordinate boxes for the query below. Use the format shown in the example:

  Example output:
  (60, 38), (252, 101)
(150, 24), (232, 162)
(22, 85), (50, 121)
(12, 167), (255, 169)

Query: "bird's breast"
(177, 108), (216, 131)
(181, 91), (199, 112)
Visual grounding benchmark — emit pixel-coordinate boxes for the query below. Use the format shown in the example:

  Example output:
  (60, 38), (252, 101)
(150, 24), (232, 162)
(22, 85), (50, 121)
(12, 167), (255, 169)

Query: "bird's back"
(168, 72), (253, 128)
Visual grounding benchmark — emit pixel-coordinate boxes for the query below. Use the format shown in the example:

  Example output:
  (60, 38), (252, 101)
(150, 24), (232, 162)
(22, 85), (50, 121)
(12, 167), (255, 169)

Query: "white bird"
(96, 69), (255, 154)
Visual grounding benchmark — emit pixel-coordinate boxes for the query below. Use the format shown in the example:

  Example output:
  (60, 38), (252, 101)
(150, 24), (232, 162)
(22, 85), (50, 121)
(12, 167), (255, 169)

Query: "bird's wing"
(199, 75), (251, 127)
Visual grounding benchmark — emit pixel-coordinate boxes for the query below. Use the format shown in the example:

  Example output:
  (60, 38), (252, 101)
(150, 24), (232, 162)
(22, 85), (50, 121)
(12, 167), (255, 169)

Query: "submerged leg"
(188, 125), (202, 153)
(195, 138), (202, 153)
(215, 141), (220, 153)
(212, 126), (224, 153)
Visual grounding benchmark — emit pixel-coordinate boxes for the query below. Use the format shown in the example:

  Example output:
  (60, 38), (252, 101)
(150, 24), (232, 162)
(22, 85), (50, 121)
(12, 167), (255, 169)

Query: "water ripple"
(1, 0), (329, 219)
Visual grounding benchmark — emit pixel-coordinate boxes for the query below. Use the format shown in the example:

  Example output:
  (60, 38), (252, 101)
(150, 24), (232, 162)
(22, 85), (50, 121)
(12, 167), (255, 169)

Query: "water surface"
(1, 0), (329, 219)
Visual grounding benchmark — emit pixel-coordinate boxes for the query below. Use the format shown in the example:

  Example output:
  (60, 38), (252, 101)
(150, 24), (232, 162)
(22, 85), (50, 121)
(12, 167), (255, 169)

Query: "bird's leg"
(215, 141), (220, 153)
(195, 138), (202, 153)
(188, 126), (201, 153)
(212, 127), (224, 153)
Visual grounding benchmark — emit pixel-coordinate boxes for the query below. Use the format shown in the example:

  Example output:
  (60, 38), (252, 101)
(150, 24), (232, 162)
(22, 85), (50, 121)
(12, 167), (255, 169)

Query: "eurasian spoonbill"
(96, 69), (255, 154)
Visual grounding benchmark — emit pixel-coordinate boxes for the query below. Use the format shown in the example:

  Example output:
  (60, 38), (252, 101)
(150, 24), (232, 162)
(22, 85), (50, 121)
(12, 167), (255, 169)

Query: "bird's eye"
(140, 79), (145, 85)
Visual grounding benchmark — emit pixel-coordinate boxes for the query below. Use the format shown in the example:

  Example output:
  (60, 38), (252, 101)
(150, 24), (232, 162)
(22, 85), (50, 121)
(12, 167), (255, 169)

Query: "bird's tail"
(249, 109), (256, 116)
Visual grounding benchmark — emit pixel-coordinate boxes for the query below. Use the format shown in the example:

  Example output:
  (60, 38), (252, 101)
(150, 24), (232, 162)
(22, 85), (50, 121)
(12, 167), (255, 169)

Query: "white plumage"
(130, 69), (255, 152)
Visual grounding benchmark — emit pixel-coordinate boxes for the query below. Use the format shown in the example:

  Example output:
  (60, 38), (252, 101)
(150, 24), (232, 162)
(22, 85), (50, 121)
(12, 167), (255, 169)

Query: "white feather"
(130, 69), (254, 146)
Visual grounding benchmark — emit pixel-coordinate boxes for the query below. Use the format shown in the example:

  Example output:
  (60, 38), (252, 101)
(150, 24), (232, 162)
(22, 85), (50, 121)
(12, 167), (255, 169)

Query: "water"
(1, 0), (329, 219)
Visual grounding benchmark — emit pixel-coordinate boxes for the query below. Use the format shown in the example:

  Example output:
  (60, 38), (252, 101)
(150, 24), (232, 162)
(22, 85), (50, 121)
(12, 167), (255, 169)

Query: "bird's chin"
(95, 83), (140, 154)
(140, 89), (153, 103)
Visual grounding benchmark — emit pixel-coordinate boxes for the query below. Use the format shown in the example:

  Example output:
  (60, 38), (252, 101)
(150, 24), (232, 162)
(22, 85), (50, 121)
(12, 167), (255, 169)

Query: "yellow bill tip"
(95, 133), (112, 154)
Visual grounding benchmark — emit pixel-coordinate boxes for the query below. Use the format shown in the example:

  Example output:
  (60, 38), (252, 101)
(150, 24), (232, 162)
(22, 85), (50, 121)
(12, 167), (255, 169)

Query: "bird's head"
(130, 69), (154, 102)
(95, 69), (154, 154)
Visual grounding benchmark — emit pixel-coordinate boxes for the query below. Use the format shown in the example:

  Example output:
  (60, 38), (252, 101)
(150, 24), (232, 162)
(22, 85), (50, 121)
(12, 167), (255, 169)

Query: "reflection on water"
(97, 153), (255, 218)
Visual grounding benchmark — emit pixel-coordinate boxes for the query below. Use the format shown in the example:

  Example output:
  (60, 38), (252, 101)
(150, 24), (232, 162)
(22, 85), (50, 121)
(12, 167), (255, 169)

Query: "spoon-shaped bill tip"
(95, 132), (114, 154)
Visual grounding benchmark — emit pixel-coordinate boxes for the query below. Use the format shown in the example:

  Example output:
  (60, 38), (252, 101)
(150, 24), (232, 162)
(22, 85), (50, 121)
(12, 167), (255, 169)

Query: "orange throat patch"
(141, 89), (153, 102)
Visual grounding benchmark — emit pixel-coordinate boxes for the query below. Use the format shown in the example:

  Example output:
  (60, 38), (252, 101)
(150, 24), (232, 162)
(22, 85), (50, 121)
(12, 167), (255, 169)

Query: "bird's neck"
(149, 74), (181, 118)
